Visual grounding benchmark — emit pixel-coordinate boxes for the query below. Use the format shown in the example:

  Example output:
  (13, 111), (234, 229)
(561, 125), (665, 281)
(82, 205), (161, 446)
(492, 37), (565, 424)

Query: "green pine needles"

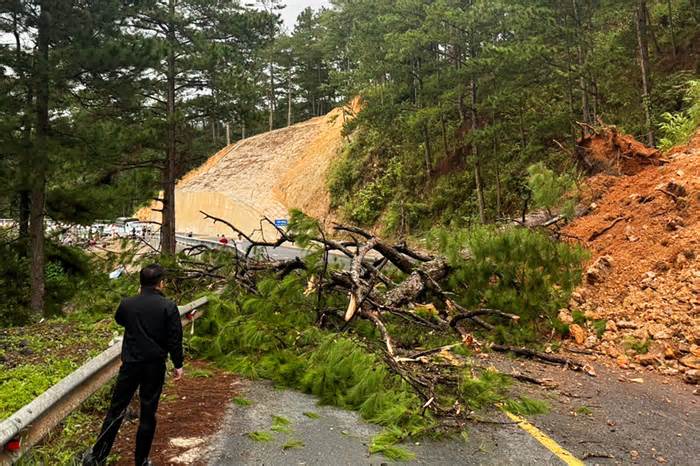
(189, 224), (586, 460)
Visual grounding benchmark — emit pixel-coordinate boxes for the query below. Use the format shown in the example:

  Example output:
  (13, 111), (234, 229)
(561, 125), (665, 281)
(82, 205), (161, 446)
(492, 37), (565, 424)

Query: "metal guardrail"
(0, 296), (209, 464)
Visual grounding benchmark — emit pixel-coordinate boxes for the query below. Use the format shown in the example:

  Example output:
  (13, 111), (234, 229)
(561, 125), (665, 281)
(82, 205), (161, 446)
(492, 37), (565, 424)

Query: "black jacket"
(116, 287), (184, 368)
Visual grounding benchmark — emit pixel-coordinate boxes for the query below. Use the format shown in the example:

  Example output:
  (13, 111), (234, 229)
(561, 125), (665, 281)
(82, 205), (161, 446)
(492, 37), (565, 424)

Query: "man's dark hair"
(140, 264), (165, 287)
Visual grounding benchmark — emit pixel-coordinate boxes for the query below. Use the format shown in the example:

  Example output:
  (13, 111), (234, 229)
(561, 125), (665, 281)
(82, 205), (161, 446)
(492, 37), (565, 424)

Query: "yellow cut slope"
(139, 103), (355, 239)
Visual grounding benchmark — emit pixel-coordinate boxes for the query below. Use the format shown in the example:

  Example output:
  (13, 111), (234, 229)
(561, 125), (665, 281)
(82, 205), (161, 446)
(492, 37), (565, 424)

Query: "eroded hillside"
(139, 101), (358, 239)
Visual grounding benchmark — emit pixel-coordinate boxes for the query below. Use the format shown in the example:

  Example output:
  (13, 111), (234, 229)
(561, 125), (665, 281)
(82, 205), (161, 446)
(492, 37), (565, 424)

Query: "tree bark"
(423, 125), (432, 178)
(667, 0), (676, 59)
(268, 56), (274, 131)
(471, 78), (486, 224)
(441, 113), (449, 157)
(493, 120), (502, 218)
(572, 0), (591, 128)
(13, 1), (31, 244)
(287, 78), (292, 127)
(30, 0), (50, 316)
(161, 0), (177, 255)
(635, 0), (655, 146)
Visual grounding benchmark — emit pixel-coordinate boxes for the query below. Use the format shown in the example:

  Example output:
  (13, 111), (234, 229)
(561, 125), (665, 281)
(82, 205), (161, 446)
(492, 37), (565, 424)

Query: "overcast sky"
(280, 0), (330, 29)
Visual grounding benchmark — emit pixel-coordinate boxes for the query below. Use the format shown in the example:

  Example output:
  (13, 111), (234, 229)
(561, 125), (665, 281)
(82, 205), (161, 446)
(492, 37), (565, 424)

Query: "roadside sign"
(274, 219), (288, 227)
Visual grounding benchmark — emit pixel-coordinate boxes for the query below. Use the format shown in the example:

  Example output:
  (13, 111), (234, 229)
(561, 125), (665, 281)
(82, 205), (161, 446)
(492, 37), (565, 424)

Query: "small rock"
(616, 355), (630, 368)
(584, 335), (598, 349)
(586, 255), (614, 285)
(617, 320), (639, 329)
(570, 291), (584, 304)
(647, 323), (671, 340)
(665, 217), (684, 232)
(630, 450), (640, 459)
(558, 309), (574, 325)
(683, 369), (700, 385)
(569, 324), (586, 345)
(680, 355), (700, 370)
(605, 320), (618, 332)
(663, 343), (680, 359)
(652, 261), (670, 273)
(636, 353), (661, 367)
(629, 377), (644, 384)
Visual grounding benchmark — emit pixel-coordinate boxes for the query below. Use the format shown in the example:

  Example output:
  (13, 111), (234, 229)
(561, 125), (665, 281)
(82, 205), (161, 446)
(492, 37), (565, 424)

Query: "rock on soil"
(562, 129), (700, 383)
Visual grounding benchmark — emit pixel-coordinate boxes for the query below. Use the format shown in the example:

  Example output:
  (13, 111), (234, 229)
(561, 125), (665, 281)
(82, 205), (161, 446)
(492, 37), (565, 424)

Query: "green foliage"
(303, 411), (320, 419)
(575, 405), (593, 416)
(0, 231), (94, 325)
(526, 163), (578, 219)
(232, 396), (253, 406)
(271, 414), (293, 433)
(503, 397), (550, 416)
(189, 367), (213, 378)
(0, 360), (78, 418)
(282, 439), (305, 450)
(248, 431), (274, 442)
(458, 369), (510, 411)
(429, 226), (588, 342)
(369, 427), (416, 461)
(659, 80), (700, 151)
(623, 337), (650, 355)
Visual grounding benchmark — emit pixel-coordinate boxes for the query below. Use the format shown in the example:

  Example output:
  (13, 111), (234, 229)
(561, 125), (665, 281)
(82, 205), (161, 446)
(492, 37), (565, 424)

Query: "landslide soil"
(561, 129), (700, 382)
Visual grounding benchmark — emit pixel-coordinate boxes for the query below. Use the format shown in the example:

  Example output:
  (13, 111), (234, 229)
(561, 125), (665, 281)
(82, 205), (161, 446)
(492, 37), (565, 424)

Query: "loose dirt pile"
(576, 126), (664, 176)
(562, 129), (700, 383)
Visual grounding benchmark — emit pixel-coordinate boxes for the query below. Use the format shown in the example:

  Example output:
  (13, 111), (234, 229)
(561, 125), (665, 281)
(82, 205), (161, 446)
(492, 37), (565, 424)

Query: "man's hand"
(173, 367), (184, 381)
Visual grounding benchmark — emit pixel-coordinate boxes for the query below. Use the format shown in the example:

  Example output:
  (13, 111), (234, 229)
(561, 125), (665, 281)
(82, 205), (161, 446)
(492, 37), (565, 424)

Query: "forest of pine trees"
(0, 0), (698, 320)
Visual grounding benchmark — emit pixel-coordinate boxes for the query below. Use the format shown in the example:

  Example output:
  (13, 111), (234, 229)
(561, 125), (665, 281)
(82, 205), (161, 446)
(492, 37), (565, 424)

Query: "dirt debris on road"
(112, 360), (239, 465)
(561, 129), (700, 383)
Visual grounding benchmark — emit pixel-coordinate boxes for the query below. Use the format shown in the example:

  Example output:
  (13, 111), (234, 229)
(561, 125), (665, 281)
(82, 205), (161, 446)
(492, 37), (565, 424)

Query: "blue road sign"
(274, 219), (289, 227)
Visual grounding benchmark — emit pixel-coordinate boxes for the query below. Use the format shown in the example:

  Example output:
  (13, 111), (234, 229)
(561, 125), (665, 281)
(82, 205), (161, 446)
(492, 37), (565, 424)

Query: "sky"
(280, 0), (330, 29)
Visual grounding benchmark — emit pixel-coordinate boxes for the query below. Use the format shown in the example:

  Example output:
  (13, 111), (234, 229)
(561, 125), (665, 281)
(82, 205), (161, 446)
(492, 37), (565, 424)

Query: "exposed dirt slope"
(562, 129), (700, 382)
(139, 102), (356, 239)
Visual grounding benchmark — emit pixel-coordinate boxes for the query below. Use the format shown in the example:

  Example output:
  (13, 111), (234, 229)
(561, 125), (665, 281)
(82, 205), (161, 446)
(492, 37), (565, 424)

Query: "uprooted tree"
(183, 209), (589, 433)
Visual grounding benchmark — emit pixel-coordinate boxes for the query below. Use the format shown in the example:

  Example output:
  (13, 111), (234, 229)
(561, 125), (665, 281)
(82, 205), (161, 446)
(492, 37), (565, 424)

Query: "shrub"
(659, 80), (700, 151)
(526, 162), (578, 219)
(429, 226), (588, 340)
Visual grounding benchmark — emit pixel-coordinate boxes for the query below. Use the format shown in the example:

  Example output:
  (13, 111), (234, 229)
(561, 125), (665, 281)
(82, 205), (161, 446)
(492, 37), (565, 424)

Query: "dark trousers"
(90, 361), (166, 465)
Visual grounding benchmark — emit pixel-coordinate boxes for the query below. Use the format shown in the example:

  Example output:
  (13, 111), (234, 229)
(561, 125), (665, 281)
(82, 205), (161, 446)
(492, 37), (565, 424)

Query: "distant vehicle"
(116, 217), (138, 226)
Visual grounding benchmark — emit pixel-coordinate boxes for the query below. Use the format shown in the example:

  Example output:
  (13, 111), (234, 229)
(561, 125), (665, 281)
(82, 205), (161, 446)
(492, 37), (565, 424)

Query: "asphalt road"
(206, 380), (563, 465)
(174, 233), (349, 266)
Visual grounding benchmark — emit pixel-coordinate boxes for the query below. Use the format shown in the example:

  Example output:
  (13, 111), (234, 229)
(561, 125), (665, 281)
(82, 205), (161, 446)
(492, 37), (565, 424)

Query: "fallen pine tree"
(185, 210), (589, 458)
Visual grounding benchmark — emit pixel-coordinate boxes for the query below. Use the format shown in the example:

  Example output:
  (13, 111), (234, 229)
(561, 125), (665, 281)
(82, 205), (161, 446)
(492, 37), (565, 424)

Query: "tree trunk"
(422, 125), (432, 178)
(30, 0), (50, 316)
(13, 2), (31, 244)
(287, 79), (292, 127)
(161, 0), (177, 255)
(635, 0), (655, 146)
(268, 57), (274, 131)
(492, 112), (502, 218)
(572, 0), (591, 128)
(471, 79), (486, 224)
(441, 113), (449, 157)
(225, 122), (230, 145)
(667, 0), (677, 59)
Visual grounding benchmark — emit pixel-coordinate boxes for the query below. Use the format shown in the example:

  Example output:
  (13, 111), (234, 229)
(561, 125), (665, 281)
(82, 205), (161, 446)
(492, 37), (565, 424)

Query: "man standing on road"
(84, 264), (184, 466)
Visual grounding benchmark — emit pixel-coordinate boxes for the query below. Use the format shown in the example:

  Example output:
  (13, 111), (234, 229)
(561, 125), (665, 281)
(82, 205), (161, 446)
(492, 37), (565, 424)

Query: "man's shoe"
(81, 450), (104, 466)
(141, 459), (154, 466)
